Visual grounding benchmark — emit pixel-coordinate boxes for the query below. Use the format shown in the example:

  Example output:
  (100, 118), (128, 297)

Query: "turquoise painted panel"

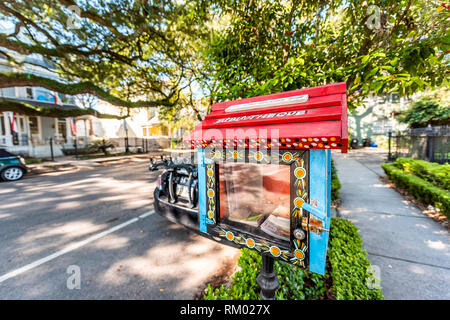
(308, 149), (331, 275)
(302, 202), (326, 221)
(197, 149), (207, 233)
(198, 149), (214, 232)
(325, 149), (331, 264)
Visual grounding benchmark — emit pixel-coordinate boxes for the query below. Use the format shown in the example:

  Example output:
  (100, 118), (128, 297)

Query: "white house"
(348, 93), (411, 148)
(0, 54), (80, 158)
(77, 100), (186, 150)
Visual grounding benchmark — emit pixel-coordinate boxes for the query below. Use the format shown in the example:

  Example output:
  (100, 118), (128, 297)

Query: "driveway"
(0, 160), (238, 299)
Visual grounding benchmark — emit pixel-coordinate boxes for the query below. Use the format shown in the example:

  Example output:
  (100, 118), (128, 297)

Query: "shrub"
(382, 162), (450, 217)
(87, 139), (118, 156)
(397, 88), (450, 128)
(394, 158), (450, 190)
(203, 218), (383, 300)
(331, 159), (341, 201)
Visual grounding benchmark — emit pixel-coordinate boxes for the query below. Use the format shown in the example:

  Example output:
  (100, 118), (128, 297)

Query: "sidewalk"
(26, 152), (163, 174)
(26, 149), (197, 174)
(333, 149), (450, 300)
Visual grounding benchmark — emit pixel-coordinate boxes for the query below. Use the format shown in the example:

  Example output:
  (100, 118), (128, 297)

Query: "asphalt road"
(0, 160), (238, 299)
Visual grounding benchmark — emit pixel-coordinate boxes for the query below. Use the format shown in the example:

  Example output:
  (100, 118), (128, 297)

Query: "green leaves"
(395, 158), (450, 191)
(328, 218), (383, 300)
(207, 0), (448, 113)
(0, 0), (210, 116)
(202, 218), (384, 300)
(398, 88), (450, 128)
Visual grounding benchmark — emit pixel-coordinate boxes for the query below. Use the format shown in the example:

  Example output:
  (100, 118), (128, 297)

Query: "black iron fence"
(388, 125), (449, 164)
(109, 137), (171, 153)
(59, 136), (172, 158)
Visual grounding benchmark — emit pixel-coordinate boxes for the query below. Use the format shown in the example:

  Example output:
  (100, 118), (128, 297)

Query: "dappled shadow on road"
(0, 163), (158, 273)
(3, 215), (239, 300)
(0, 162), (239, 299)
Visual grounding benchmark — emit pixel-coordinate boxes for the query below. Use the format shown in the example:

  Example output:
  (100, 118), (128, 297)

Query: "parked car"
(0, 149), (27, 181)
(150, 155), (200, 231)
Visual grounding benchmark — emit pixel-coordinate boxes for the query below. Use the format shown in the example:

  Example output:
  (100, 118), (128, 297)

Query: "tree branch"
(0, 72), (173, 109)
(0, 34), (138, 66)
(0, 2), (60, 47)
(0, 98), (122, 119)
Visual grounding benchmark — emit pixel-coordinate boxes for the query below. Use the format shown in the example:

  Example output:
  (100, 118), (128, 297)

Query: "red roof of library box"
(185, 82), (348, 153)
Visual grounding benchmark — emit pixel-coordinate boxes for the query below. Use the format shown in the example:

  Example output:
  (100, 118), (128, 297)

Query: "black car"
(0, 149), (27, 181)
(150, 155), (201, 231)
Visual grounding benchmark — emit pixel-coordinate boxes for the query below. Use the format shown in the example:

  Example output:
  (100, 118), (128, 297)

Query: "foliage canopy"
(0, 0), (448, 119)
(206, 0), (449, 111)
(398, 88), (450, 128)
(0, 0), (210, 118)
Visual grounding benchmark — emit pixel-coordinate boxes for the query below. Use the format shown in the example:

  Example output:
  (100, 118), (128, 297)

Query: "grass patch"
(202, 218), (383, 300)
(25, 158), (46, 164)
(79, 151), (136, 159)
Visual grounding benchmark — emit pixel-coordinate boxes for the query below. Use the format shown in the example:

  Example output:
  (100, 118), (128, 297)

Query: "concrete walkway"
(333, 149), (450, 300)
(25, 151), (170, 174)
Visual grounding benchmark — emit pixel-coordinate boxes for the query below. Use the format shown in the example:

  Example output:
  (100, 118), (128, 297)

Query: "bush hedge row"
(394, 158), (450, 190)
(203, 218), (383, 300)
(331, 159), (341, 201)
(382, 162), (450, 217)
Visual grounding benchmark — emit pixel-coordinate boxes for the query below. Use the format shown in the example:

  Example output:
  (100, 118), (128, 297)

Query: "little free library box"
(184, 82), (348, 275)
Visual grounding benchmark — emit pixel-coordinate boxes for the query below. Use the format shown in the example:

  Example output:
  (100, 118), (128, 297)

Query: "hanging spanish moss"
(0, 99), (123, 119)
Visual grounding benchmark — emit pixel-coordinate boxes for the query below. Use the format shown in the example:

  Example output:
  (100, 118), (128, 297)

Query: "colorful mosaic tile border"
(206, 163), (216, 224)
(186, 137), (343, 150)
(214, 225), (306, 267)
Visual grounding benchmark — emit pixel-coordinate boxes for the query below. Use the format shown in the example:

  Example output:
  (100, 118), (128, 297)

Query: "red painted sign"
(185, 82), (348, 152)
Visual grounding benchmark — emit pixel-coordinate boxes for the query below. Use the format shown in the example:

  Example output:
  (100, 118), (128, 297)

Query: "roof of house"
(3, 97), (80, 110)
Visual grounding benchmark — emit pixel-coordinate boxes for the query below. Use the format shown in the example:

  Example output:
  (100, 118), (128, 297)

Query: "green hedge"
(328, 218), (383, 300)
(394, 158), (450, 191)
(331, 159), (341, 201)
(203, 218), (383, 300)
(382, 162), (450, 217)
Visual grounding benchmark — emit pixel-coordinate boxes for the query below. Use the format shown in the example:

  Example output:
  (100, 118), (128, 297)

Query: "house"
(348, 93), (410, 148)
(0, 54), (80, 158)
(72, 101), (174, 151)
(78, 99), (197, 151)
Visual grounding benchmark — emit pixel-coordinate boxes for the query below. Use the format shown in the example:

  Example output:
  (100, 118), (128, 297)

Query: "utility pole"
(387, 130), (392, 161)
(124, 118), (129, 153)
(49, 137), (54, 161)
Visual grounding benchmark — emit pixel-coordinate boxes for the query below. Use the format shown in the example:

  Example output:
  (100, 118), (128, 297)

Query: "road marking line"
(0, 210), (155, 284)
(138, 211), (154, 219)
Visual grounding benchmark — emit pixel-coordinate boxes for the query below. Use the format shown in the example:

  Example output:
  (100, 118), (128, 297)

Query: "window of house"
(149, 126), (160, 136)
(391, 93), (399, 104)
(142, 127), (147, 136)
(147, 108), (156, 121)
(1, 87), (15, 98)
(160, 126), (169, 136)
(35, 89), (54, 102)
(29, 116), (39, 134)
(19, 117), (26, 133)
(373, 120), (392, 134)
(0, 114), (5, 136)
(26, 88), (34, 100)
(57, 119), (67, 143)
